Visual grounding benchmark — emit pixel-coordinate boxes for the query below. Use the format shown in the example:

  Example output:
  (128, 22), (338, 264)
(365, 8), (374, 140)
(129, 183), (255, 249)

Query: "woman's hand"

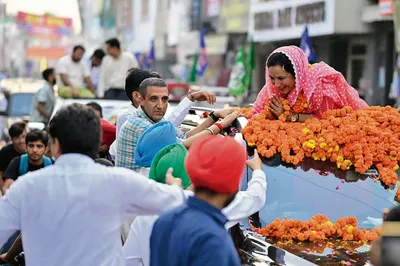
(268, 96), (284, 117)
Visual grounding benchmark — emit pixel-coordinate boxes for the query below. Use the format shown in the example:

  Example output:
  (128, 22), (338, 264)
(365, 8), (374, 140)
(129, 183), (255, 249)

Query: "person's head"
(71, 45), (85, 62)
(135, 121), (177, 167)
(86, 102), (103, 118)
(25, 129), (48, 163)
(9, 121), (28, 153)
(125, 68), (162, 107)
(49, 103), (101, 160)
(139, 78), (169, 122)
(105, 38), (121, 58)
(267, 52), (296, 95)
(185, 135), (247, 209)
(91, 49), (106, 67)
(42, 68), (56, 85)
(149, 144), (192, 189)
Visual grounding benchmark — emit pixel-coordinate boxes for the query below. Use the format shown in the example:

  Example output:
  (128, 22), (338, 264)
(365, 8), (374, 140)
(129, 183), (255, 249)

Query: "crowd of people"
(0, 42), (396, 266)
(0, 50), (267, 265)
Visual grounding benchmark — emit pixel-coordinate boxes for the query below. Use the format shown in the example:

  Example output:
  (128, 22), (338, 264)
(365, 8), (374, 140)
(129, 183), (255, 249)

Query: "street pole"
(0, 0), (6, 72)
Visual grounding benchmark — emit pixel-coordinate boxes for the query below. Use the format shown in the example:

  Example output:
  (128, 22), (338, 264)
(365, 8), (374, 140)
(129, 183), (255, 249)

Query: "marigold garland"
(254, 215), (380, 242)
(239, 96), (400, 199)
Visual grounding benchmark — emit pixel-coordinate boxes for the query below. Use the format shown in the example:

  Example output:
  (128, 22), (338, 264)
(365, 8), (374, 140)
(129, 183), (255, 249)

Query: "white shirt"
(123, 169), (267, 266)
(98, 52), (139, 98)
(0, 154), (185, 266)
(57, 55), (90, 88)
(109, 98), (194, 161)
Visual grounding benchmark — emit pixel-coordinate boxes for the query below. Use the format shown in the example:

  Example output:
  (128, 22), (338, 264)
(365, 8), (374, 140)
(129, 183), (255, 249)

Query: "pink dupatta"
(253, 46), (368, 118)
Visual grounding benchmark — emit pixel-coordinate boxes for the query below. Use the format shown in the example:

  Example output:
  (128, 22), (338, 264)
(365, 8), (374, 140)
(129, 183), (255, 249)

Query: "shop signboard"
(249, 0), (335, 42)
(16, 11), (73, 36)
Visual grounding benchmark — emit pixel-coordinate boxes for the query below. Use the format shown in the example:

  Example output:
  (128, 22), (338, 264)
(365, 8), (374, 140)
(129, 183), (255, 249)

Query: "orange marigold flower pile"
(240, 97), (400, 198)
(255, 215), (380, 242)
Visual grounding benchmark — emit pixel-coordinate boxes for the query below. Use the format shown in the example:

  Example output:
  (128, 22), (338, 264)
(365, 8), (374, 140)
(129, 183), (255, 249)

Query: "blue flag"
(197, 29), (208, 76)
(300, 26), (317, 62)
(144, 40), (155, 70)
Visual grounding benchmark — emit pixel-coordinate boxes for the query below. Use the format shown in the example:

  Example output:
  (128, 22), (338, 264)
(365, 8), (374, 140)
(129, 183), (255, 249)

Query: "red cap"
(185, 135), (246, 194)
(100, 119), (116, 147)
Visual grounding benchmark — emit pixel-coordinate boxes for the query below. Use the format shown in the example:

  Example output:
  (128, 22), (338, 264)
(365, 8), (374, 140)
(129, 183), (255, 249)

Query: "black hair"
(139, 78), (168, 98)
(8, 121), (27, 139)
(49, 103), (101, 159)
(385, 206), (400, 221)
(267, 52), (295, 78)
(42, 68), (55, 82)
(125, 68), (162, 103)
(25, 129), (48, 146)
(105, 38), (120, 50)
(92, 49), (106, 60)
(86, 102), (103, 118)
(194, 187), (218, 196)
(73, 45), (85, 53)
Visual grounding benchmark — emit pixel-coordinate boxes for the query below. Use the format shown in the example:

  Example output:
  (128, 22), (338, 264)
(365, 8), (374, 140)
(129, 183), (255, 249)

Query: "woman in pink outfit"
(253, 46), (368, 122)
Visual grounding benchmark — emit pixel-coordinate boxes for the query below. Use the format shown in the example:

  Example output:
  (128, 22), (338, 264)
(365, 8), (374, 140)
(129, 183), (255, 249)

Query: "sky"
(5, 0), (82, 34)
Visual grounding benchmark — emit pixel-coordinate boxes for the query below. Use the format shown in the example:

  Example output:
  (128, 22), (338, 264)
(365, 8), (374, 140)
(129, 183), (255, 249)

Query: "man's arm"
(2, 179), (14, 195)
(1, 158), (19, 195)
(60, 74), (79, 97)
(185, 108), (234, 138)
(165, 91), (216, 127)
(223, 169), (266, 229)
(84, 76), (96, 94)
(111, 168), (185, 221)
(97, 57), (108, 98)
(0, 181), (22, 247)
(0, 234), (22, 264)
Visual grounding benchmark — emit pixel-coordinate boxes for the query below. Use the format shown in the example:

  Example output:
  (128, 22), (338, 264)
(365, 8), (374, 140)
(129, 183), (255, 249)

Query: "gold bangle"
(206, 128), (214, 135)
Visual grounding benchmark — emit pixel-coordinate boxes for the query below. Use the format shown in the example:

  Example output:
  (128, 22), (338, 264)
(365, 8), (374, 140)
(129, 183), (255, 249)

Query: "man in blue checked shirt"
(116, 77), (241, 172)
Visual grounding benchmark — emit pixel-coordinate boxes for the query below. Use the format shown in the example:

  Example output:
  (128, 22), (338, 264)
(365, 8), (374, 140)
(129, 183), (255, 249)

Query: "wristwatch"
(209, 111), (219, 122)
(289, 112), (299, 122)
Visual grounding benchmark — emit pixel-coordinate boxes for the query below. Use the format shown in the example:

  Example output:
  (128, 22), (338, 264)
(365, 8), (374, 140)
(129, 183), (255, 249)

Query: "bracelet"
(214, 123), (223, 132)
(205, 128), (215, 135)
(209, 111), (219, 122)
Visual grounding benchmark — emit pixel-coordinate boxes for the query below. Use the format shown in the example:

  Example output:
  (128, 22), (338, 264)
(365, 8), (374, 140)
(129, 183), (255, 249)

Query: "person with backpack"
(2, 130), (52, 194)
(0, 130), (52, 265)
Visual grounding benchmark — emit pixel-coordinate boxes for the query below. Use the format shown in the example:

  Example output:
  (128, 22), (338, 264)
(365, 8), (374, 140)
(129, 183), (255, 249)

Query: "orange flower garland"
(254, 215), (380, 242)
(240, 100), (400, 199)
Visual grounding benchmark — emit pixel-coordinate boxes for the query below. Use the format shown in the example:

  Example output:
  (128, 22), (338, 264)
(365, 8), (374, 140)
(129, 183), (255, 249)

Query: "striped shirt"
(116, 106), (186, 171)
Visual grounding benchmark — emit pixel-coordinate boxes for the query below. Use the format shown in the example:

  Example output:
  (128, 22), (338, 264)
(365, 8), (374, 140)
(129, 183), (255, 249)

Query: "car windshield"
(8, 93), (34, 116)
(241, 153), (399, 230)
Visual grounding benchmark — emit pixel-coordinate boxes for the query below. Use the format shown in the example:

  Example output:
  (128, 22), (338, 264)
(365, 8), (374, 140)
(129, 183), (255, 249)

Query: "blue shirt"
(150, 196), (241, 266)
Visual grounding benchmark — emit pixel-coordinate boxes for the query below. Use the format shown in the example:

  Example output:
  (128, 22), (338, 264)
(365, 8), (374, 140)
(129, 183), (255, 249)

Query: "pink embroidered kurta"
(253, 46), (368, 118)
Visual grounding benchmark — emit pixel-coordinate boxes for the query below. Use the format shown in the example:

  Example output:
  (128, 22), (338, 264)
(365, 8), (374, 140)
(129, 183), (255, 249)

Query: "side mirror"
(0, 111), (6, 116)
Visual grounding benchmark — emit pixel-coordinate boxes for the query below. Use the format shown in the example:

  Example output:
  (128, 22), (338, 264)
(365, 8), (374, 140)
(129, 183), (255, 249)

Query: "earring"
(282, 65), (285, 71)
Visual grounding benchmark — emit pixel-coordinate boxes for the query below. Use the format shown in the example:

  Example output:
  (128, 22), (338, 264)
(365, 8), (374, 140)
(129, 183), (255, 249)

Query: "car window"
(241, 154), (399, 230)
(8, 93), (34, 116)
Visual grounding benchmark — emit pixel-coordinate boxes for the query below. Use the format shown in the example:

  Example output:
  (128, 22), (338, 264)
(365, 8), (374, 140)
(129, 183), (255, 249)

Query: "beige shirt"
(98, 52), (139, 98)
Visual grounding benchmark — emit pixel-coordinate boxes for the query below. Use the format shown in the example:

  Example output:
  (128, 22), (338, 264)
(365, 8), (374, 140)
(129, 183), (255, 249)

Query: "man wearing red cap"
(150, 135), (246, 266)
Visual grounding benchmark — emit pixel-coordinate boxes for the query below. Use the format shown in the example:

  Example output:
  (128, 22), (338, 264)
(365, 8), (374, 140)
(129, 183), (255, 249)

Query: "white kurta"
(0, 153), (185, 266)
(123, 169), (267, 266)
